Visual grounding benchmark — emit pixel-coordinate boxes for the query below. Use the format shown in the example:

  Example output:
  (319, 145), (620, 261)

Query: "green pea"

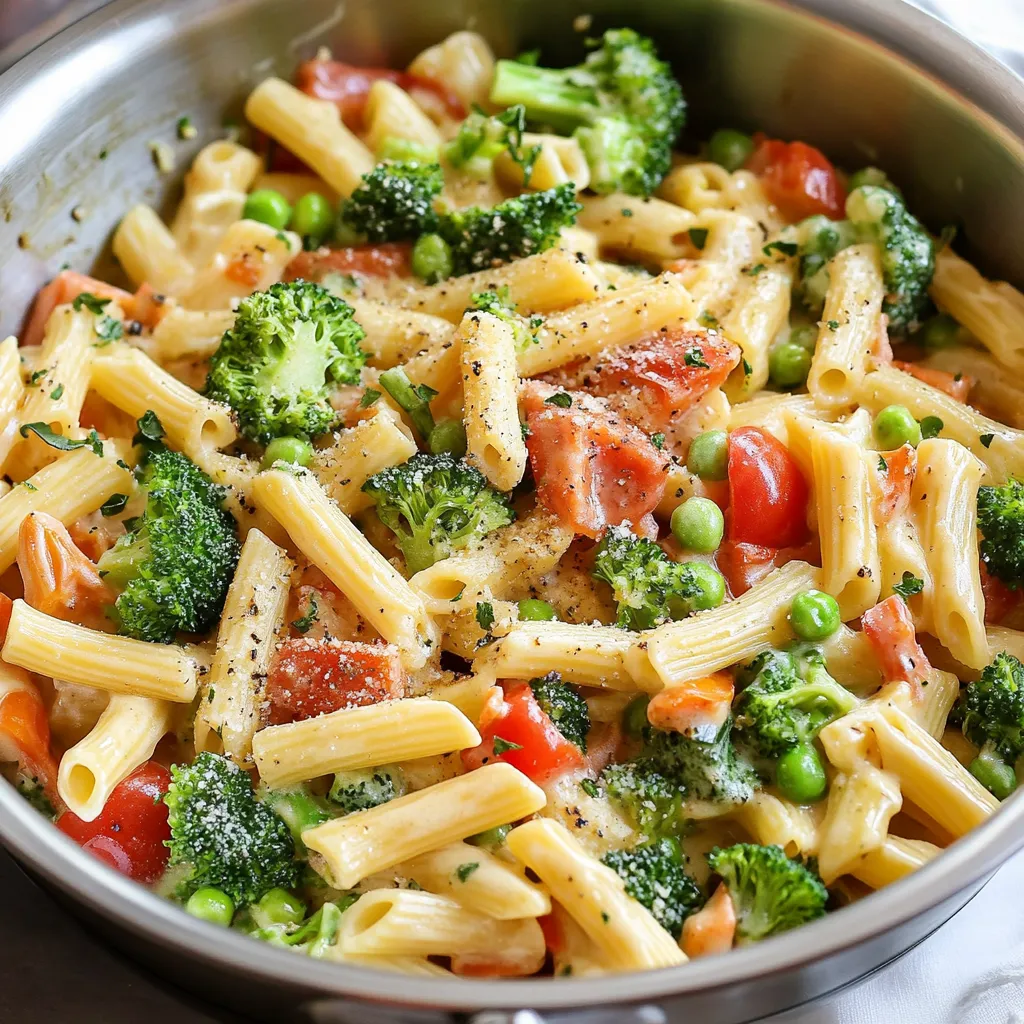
(873, 405), (921, 449)
(185, 887), (235, 927)
(686, 429), (729, 481)
(428, 418), (468, 458)
(789, 589), (841, 640)
(411, 233), (453, 284)
(776, 743), (828, 803)
(622, 694), (650, 738)
(262, 436), (314, 470)
(257, 887), (306, 927)
(243, 188), (293, 230)
(916, 313), (961, 349)
(671, 496), (725, 553)
(769, 342), (812, 389)
(969, 751), (1017, 800)
(290, 192), (334, 246)
(518, 598), (558, 621)
(685, 561), (726, 611)
(708, 129), (755, 172)
(467, 823), (512, 849)
(789, 325), (818, 351)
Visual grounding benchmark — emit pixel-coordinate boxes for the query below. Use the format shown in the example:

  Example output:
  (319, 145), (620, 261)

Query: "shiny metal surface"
(0, 0), (1023, 1020)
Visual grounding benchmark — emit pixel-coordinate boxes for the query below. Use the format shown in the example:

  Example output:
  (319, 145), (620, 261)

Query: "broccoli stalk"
(241, 895), (359, 958)
(706, 843), (828, 943)
(602, 837), (704, 938)
(489, 29), (686, 196)
(257, 783), (334, 853)
(205, 281), (366, 444)
(361, 453), (515, 574)
(327, 767), (405, 813)
(445, 105), (540, 182)
(977, 478), (1024, 588)
(165, 752), (300, 906)
(338, 161), (444, 242)
(529, 672), (590, 751)
(97, 436), (240, 644)
(592, 525), (726, 630)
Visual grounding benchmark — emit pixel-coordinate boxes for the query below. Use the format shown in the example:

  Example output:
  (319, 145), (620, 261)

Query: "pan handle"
(301, 1001), (669, 1024)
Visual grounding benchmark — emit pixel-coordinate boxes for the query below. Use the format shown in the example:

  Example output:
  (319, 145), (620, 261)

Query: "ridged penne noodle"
(252, 698), (480, 788)
(506, 819), (686, 971)
(495, 133), (590, 192)
(193, 529), (293, 765)
(911, 439), (989, 670)
(3, 601), (198, 703)
(347, 297), (454, 368)
(57, 695), (172, 821)
(735, 791), (822, 858)
(408, 31), (495, 109)
(921, 345), (1024, 429)
(820, 624), (883, 694)
(364, 80), (443, 154)
(304, 762), (546, 888)
(182, 140), (263, 195)
(727, 390), (825, 444)
(112, 204), (195, 295)
(576, 195), (695, 261)
(807, 245), (884, 407)
(90, 343), (236, 463)
(987, 625), (1024, 665)
(426, 672), (498, 724)
(657, 161), (735, 213)
(150, 307), (235, 362)
(0, 337), (22, 471)
(252, 469), (438, 668)
(245, 78), (375, 196)
(645, 561), (822, 687)
(851, 836), (941, 889)
(400, 840), (551, 919)
(458, 310), (528, 491)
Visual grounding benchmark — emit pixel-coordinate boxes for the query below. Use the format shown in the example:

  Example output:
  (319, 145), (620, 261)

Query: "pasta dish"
(1, 24), (1023, 978)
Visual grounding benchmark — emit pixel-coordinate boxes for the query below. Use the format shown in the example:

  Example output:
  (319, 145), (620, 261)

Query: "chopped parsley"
(683, 347), (710, 369)
(28, 367), (49, 386)
(698, 311), (720, 330)
(49, 384), (64, 401)
(545, 392), (573, 409)
(19, 423), (103, 457)
(826, 320), (840, 331)
(620, 208), (634, 218)
(688, 227), (708, 250)
(176, 116), (198, 140)
(133, 410), (165, 444)
(877, 455), (888, 472)
(580, 778), (600, 798)
(920, 415), (943, 440)
(291, 596), (319, 634)
(100, 493), (129, 517)
(650, 433), (666, 451)
(72, 292), (111, 315)
(455, 862), (480, 883)
(94, 316), (124, 344)
(359, 388), (382, 409)
(893, 572), (924, 601)
(493, 736), (523, 755)
(744, 263), (766, 276)
(475, 601), (495, 631)
(762, 240), (798, 258)
(742, 358), (752, 376)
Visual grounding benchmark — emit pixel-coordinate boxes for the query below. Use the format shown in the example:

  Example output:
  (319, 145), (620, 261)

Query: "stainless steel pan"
(1, 1), (1023, 1020)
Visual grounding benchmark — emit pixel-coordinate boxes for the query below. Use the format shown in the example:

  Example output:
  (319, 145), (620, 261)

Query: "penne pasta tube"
(576, 194), (695, 261)
(112, 204), (195, 295)
(851, 836), (941, 889)
(151, 307), (235, 362)
(346, 297), (454, 368)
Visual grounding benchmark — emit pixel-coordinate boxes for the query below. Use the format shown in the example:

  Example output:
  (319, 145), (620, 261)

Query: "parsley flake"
(100, 493), (129, 517)
(493, 736), (523, 755)
(877, 455), (888, 472)
(475, 601), (495, 631)
(133, 410), (165, 444)
(72, 293), (111, 315)
(920, 415), (943, 440)
(455, 862), (480, 883)
(19, 423), (103, 457)
(762, 240), (798, 258)
(683, 347), (710, 369)
(893, 571), (924, 601)
(650, 433), (665, 451)
(359, 388), (382, 409)
(49, 384), (64, 400)
(545, 392), (573, 409)
(688, 227), (708, 250)
(291, 596), (319, 634)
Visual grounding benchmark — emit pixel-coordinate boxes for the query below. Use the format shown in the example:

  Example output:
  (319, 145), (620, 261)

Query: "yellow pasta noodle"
(577, 194), (695, 261)
(112, 204), (195, 295)
(364, 80), (443, 155)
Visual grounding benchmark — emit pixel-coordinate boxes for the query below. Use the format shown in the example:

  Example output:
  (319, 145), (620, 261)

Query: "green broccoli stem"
(97, 533), (151, 591)
(378, 367), (436, 440)
(257, 784), (333, 851)
(490, 60), (597, 133)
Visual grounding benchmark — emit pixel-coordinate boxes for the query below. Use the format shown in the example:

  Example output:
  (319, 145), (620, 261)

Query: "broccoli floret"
(361, 453), (515, 574)
(602, 759), (684, 840)
(734, 646), (858, 759)
(445, 105), (540, 182)
(205, 281), (367, 444)
(468, 288), (541, 351)
(977, 478), (1024, 588)
(97, 441), (239, 644)
(257, 783), (334, 853)
(165, 752), (299, 906)
(846, 185), (935, 332)
(16, 776), (56, 820)
(602, 837), (704, 938)
(338, 160), (444, 242)
(490, 29), (685, 195)
(793, 216), (858, 315)
(327, 767), (405, 814)
(707, 842), (827, 943)
(952, 652), (1024, 766)
(438, 183), (582, 276)
(529, 671), (590, 751)
(243, 897), (357, 958)
(592, 525), (724, 631)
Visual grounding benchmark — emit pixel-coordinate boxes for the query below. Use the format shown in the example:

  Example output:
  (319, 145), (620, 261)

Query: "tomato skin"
(861, 595), (931, 696)
(283, 243), (413, 282)
(461, 683), (585, 783)
(892, 361), (972, 403)
(265, 638), (406, 725)
(727, 427), (809, 548)
(56, 762), (172, 883)
(874, 443), (916, 521)
(746, 136), (845, 221)
(715, 537), (820, 597)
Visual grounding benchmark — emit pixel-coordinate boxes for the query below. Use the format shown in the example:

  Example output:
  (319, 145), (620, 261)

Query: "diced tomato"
(557, 330), (741, 433)
(980, 561), (1023, 625)
(0, 593), (12, 644)
(265, 638), (406, 725)
(892, 361), (972, 403)
(745, 135), (845, 222)
(18, 512), (114, 629)
(874, 444), (916, 521)
(0, 682), (59, 804)
(296, 58), (465, 130)
(646, 672), (734, 738)
(56, 762), (171, 883)
(22, 271), (133, 348)
(538, 911), (564, 954)
(716, 537), (820, 598)
(727, 427), (809, 548)
(861, 595), (931, 697)
(461, 682), (585, 783)
(283, 243), (413, 283)
(522, 383), (669, 539)
(128, 283), (172, 330)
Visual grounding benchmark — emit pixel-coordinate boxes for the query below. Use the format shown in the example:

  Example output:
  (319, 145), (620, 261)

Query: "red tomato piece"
(559, 330), (741, 433)
(746, 135), (845, 222)
(892, 361), (973, 403)
(0, 684), (59, 803)
(461, 682), (585, 783)
(727, 426), (809, 548)
(980, 561), (1023, 625)
(0, 593), (12, 645)
(283, 243), (413, 282)
(265, 638), (406, 725)
(861, 595), (932, 697)
(22, 271), (133, 348)
(56, 762), (171, 883)
(296, 58), (465, 129)
(715, 537), (820, 597)
(522, 383), (669, 539)
(874, 444), (917, 522)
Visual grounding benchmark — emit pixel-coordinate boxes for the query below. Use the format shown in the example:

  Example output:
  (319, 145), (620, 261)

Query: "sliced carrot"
(874, 443), (916, 522)
(0, 685), (60, 804)
(21, 271), (132, 348)
(861, 595), (931, 698)
(681, 882), (736, 958)
(892, 360), (972, 403)
(646, 672), (735, 738)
